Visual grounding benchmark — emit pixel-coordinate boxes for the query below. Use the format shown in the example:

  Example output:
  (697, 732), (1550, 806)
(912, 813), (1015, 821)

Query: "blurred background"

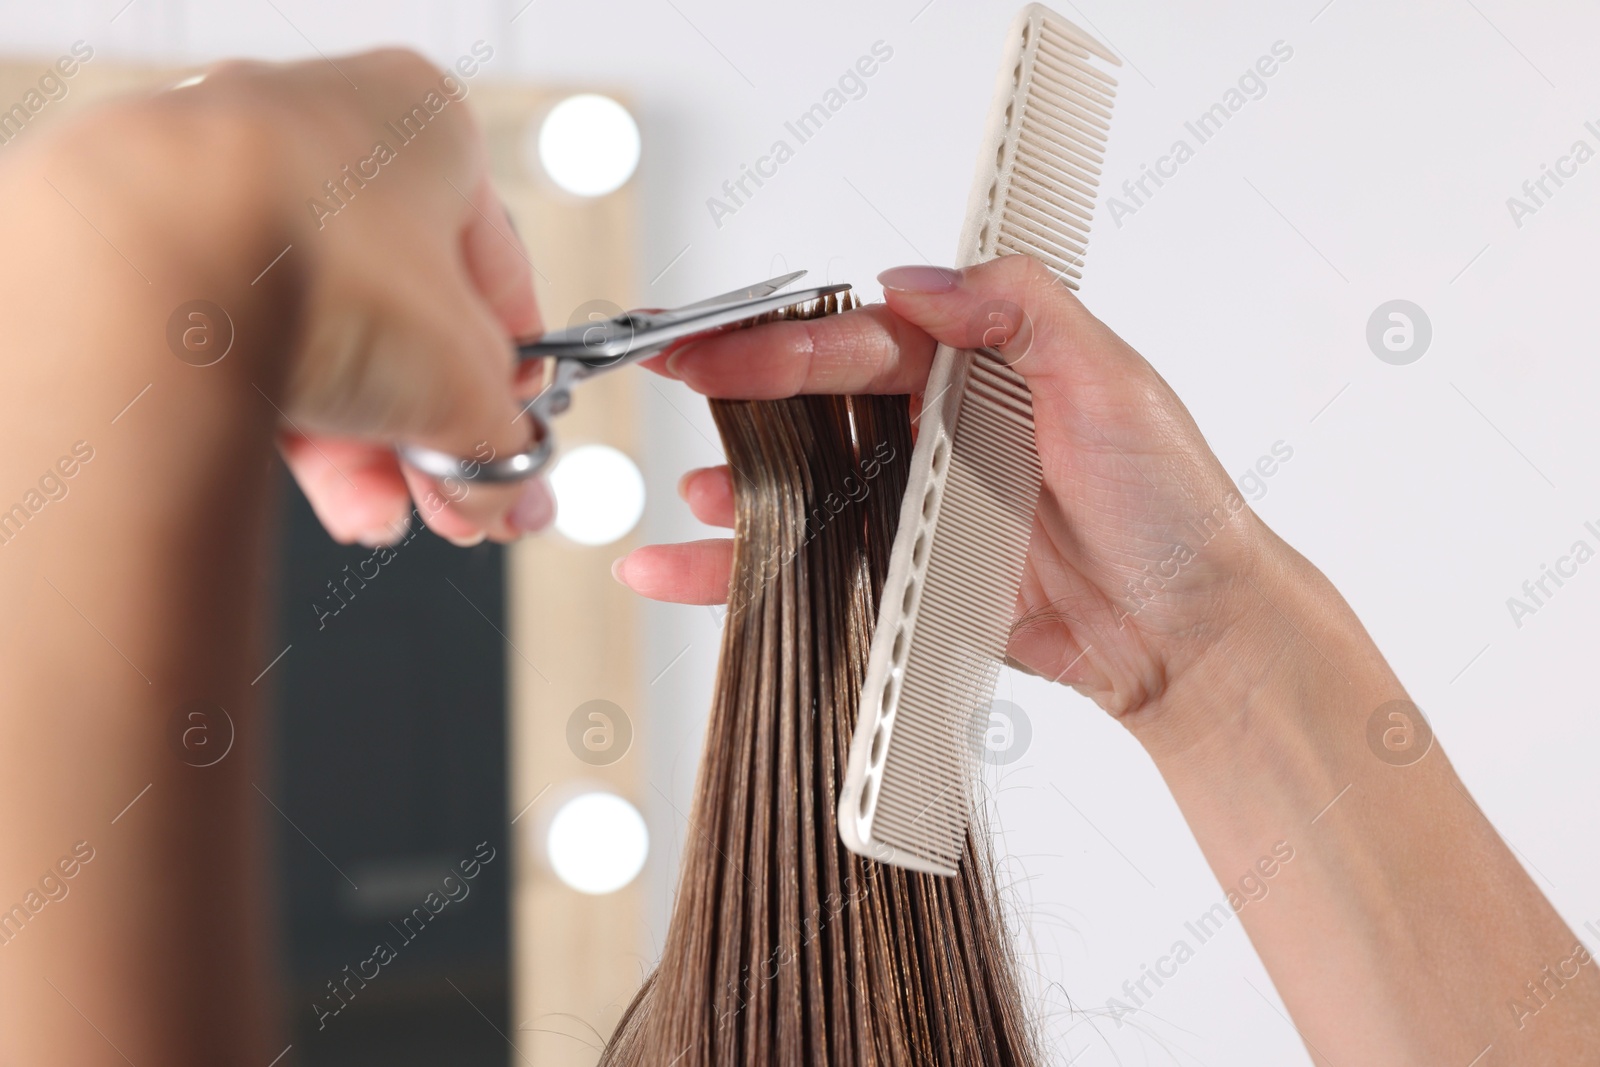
(5, 0), (1600, 1063)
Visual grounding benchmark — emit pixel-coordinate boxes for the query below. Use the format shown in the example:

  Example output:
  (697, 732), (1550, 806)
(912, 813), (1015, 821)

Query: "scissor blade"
(610, 282), (852, 364)
(670, 270), (807, 314)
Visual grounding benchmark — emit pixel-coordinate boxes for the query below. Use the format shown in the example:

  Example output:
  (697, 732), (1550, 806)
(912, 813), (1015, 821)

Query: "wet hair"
(602, 297), (1041, 1066)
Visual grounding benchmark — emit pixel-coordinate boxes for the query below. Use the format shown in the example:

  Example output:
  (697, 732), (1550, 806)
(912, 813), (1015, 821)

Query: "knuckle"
(368, 46), (445, 82)
(196, 58), (270, 85)
(791, 319), (826, 393)
(979, 251), (1046, 289)
(1013, 252), (1058, 286)
(995, 253), (1084, 325)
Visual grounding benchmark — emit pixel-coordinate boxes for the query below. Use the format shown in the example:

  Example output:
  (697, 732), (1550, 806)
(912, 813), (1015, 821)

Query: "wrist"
(1126, 530), (1403, 791)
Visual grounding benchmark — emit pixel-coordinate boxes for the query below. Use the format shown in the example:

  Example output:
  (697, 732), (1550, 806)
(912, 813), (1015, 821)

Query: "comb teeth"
(979, 18), (1118, 287)
(865, 351), (1042, 871)
(838, 3), (1117, 876)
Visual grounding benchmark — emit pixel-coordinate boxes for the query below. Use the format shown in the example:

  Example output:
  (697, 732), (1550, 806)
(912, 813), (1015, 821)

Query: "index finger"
(657, 301), (935, 399)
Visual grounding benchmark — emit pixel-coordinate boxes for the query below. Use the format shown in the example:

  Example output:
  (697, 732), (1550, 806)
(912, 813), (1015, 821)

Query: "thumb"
(876, 255), (1135, 385)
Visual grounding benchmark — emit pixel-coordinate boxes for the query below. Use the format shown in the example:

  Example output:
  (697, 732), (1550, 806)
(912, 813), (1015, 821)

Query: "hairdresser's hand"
(620, 254), (1273, 722)
(0, 47), (548, 1061)
(178, 50), (551, 545)
(622, 256), (1600, 1064)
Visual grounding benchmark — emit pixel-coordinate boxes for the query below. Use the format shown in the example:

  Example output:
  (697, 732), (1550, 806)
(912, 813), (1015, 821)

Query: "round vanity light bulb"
(546, 791), (648, 895)
(549, 443), (646, 546)
(535, 93), (640, 197)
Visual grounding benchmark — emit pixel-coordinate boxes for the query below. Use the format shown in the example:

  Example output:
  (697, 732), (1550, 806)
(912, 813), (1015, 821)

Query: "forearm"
(0, 100), (296, 1063)
(1133, 534), (1600, 1065)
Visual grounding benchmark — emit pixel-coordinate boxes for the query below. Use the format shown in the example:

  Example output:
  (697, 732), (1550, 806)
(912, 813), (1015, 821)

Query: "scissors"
(399, 271), (851, 484)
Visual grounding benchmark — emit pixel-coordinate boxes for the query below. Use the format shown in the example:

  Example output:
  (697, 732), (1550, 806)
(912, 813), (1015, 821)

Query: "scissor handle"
(397, 414), (554, 485)
(394, 277), (852, 488)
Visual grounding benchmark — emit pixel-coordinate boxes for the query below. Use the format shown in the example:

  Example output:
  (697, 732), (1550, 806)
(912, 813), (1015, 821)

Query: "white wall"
(10, 1), (1599, 1062)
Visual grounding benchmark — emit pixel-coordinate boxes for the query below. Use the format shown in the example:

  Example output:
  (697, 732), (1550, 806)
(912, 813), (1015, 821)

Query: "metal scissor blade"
(519, 273), (843, 364)
(666, 270), (807, 315)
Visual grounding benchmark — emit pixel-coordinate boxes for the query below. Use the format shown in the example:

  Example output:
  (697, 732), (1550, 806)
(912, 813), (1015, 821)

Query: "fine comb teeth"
(838, 3), (1119, 876)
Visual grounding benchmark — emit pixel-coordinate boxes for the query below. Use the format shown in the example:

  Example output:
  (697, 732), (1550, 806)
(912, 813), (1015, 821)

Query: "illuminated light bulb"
(549, 444), (645, 546)
(545, 791), (648, 895)
(534, 93), (640, 197)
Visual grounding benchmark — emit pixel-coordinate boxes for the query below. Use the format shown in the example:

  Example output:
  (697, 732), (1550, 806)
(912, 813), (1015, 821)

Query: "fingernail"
(610, 555), (629, 585)
(501, 198), (527, 250)
(677, 468), (704, 501)
(446, 530), (488, 548)
(166, 71), (209, 92)
(877, 265), (962, 294)
(509, 477), (555, 534)
(357, 512), (411, 548)
(663, 340), (700, 379)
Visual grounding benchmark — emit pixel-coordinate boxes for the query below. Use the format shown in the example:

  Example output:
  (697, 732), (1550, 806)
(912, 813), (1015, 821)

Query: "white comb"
(838, 3), (1119, 875)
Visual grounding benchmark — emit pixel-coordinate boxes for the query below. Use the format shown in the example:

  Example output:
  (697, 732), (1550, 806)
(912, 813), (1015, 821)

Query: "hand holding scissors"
(400, 271), (850, 484)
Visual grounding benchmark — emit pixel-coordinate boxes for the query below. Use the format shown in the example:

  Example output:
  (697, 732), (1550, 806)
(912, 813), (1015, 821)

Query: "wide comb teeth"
(984, 19), (1119, 288)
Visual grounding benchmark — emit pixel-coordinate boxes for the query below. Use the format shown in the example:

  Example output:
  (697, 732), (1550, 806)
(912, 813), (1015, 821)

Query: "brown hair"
(603, 297), (1041, 1066)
